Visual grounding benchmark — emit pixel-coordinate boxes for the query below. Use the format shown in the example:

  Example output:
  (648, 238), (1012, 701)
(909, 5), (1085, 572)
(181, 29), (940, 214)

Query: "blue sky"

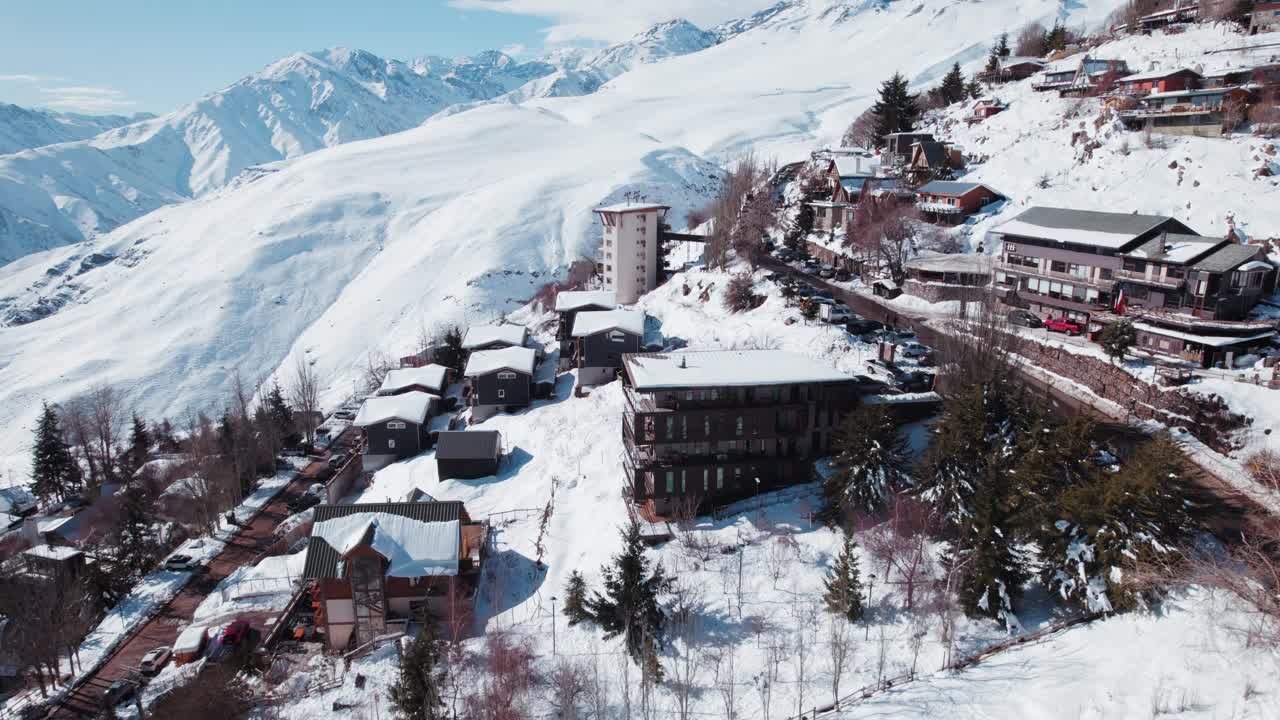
(0, 0), (771, 115)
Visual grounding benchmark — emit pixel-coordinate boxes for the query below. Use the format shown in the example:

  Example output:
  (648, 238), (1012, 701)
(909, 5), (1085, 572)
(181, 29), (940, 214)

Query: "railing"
(1113, 267), (1186, 290)
(917, 201), (963, 214)
(996, 261), (1110, 290)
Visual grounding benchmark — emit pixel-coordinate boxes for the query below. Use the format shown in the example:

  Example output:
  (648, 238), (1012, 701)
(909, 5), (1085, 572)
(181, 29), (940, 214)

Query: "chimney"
(679, 356), (687, 369)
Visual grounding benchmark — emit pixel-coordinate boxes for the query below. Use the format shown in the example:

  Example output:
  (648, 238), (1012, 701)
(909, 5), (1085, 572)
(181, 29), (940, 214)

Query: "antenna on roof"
(679, 356), (687, 369)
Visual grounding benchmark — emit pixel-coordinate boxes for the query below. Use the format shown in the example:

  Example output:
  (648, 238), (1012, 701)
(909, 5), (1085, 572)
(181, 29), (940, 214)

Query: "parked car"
(1045, 317), (1084, 335)
(865, 359), (904, 381)
(897, 371), (935, 393)
(765, 271), (785, 283)
(1007, 309), (1044, 329)
(899, 342), (931, 359)
(287, 493), (322, 514)
(333, 410), (355, 421)
(102, 679), (136, 707)
(222, 619), (250, 646)
(164, 554), (202, 572)
(818, 265), (836, 279)
(140, 647), (172, 676)
(809, 287), (833, 300)
(820, 303), (853, 323)
(834, 268), (852, 282)
(792, 285), (816, 299)
(846, 319), (885, 336)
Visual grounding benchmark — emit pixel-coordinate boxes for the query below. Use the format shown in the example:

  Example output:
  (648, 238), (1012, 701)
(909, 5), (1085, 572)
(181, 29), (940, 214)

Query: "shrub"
(723, 272), (760, 313)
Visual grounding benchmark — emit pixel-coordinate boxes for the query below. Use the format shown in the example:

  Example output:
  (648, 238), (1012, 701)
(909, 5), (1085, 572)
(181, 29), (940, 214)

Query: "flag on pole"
(1114, 288), (1126, 315)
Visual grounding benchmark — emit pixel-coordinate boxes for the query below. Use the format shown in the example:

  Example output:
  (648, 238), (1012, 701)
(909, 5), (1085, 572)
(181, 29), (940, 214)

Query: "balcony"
(996, 261), (1109, 290)
(917, 201), (963, 215)
(1113, 267), (1185, 290)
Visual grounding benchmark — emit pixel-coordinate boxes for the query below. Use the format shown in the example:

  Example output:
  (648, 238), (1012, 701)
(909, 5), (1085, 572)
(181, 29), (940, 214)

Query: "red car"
(221, 619), (250, 646)
(1044, 317), (1084, 336)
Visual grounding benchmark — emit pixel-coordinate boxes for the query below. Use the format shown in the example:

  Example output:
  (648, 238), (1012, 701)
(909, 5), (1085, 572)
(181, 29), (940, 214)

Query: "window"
(703, 469), (709, 492)
(1068, 263), (1090, 280)
(1166, 266), (1184, 279)
(608, 330), (627, 342)
(665, 472), (675, 494)
(386, 421), (406, 430)
(1050, 260), (1067, 273)
(1123, 258), (1147, 273)
(735, 416), (744, 437)
(665, 417), (674, 440)
(1004, 242), (1018, 253)
(1099, 268), (1113, 280)
(388, 438), (396, 449)
(716, 467), (724, 490)
(704, 416), (711, 437)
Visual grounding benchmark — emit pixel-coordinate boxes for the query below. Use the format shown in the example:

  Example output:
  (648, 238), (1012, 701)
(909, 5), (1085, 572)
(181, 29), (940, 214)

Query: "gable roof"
(435, 431), (502, 461)
(462, 324), (527, 350)
(353, 391), (436, 427)
(1118, 67), (1200, 83)
(302, 501), (465, 579)
(912, 141), (948, 168)
(1001, 56), (1045, 68)
(554, 290), (617, 313)
(905, 252), (993, 274)
(993, 207), (1189, 250)
(0, 487), (36, 514)
(832, 155), (878, 177)
(1192, 243), (1265, 273)
(916, 180), (1000, 197)
(572, 309), (646, 338)
(1126, 233), (1223, 264)
(464, 346), (537, 377)
(623, 350), (848, 391)
(379, 365), (449, 395)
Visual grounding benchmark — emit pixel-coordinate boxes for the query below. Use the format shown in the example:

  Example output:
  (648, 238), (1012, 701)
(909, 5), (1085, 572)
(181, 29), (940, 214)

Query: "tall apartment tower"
(594, 202), (669, 305)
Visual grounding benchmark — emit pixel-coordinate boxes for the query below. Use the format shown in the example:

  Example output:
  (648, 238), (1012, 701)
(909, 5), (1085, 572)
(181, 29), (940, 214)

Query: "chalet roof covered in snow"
(905, 252), (993, 274)
(992, 207), (1188, 250)
(915, 180), (1000, 197)
(593, 202), (670, 214)
(462, 323), (527, 350)
(0, 486), (36, 515)
(353, 391), (436, 427)
(23, 544), (82, 561)
(1000, 56), (1045, 68)
(1118, 67), (1200, 83)
(1237, 260), (1274, 272)
(303, 502), (465, 579)
(1145, 87), (1242, 100)
(624, 350), (848, 391)
(832, 155), (878, 177)
(464, 346), (537, 377)
(1127, 233), (1222, 264)
(378, 365), (449, 395)
(1133, 323), (1276, 348)
(572, 308), (646, 337)
(554, 289), (617, 313)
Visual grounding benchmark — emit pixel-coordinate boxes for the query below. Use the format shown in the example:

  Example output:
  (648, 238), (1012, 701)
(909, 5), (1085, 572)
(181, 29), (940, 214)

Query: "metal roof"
(1191, 243), (1266, 273)
(915, 180), (999, 197)
(302, 501), (465, 579)
(435, 431), (502, 461)
(995, 207), (1189, 248)
(572, 308), (645, 338)
(623, 350), (849, 391)
(554, 290), (617, 313)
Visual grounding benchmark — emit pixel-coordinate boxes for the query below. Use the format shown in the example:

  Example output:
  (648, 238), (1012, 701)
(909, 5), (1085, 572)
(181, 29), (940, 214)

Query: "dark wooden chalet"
(377, 364), (450, 397)
(553, 290), (617, 366)
(435, 431), (502, 480)
(461, 324), (528, 353)
(571, 308), (646, 385)
(354, 391), (438, 471)
(463, 346), (537, 409)
(882, 131), (934, 167)
(302, 501), (487, 649)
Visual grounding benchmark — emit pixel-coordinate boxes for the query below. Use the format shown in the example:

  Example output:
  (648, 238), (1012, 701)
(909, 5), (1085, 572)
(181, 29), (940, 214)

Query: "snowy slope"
(0, 21), (727, 266)
(0, 0), (1123, 475)
(0, 103), (149, 155)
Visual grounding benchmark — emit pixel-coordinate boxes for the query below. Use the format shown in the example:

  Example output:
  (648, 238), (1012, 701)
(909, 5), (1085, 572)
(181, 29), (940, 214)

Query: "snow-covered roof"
(309, 510), (460, 577)
(915, 180), (1000, 197)
(174, 625), (207, 654)
(624, 350), (848, 391)
(378, 365), (448, 395)
(1145, 87), (1240, 100)
(464, 346), (537, 377)
(1001, 56), (1045, 68)
(905, 253), (993, 274)
(353, 391), (436, 427)
(1118, 67), (1199, 83)
(1133, 323), (1276, 348)
(554, 289), (617, 312)
(462, 323), (527, 350)
(571, 308), (646, 337)
(993, 207), (1180, 250)
(23, 544), (81, 561)
(36, 515), (74, 534)
(1126, 233), (1221, 264)
(1193, 243), (1265, 273)
(594, 202), (670, 214)
(0, 486), (36, 514)
(1237, 260), (1274, 272)
(832, 155), (878, 177)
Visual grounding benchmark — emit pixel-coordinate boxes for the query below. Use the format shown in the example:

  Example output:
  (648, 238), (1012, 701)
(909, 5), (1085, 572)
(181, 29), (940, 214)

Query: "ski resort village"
(3, 0), (1280, 718)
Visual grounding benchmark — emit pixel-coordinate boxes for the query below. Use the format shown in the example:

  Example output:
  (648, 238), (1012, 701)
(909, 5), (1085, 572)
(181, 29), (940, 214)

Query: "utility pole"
(551, 595), (558, 655)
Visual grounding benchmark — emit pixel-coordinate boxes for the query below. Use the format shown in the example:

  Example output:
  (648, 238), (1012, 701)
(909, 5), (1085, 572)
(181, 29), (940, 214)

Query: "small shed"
(174, 624), (209, 665)
(435, 431), (502, 480)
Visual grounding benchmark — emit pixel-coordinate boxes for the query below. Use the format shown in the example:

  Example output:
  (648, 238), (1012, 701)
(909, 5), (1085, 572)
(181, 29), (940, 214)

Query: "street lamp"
(754, 477), (761, 510)
(551, 595), (558, 656)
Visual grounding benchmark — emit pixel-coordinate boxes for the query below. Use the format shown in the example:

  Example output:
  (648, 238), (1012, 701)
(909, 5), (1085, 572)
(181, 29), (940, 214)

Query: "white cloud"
(38, 85), (136, 114)
(449, 0), (779, 44)
(500, 43), (532, 58)
(0, 73), (59, 84)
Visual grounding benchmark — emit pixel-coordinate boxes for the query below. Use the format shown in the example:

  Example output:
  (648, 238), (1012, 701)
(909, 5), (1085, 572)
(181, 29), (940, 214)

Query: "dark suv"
(1007, 309), (1044, 329)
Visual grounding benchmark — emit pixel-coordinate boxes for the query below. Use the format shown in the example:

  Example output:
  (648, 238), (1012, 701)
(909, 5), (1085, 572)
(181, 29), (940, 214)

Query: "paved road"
(765, 257), (1267, 538)
(47, 430), (358, 719)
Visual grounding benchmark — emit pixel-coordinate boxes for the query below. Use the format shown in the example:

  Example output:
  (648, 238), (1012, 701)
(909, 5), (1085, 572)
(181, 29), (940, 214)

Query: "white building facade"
(595, 203), (668, 305)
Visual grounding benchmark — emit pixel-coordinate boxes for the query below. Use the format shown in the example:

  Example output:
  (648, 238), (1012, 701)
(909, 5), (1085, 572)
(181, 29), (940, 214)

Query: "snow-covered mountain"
(0, 20), (726, 266)
(0, 104), (150, 155)
(0, 0), (1126, 475)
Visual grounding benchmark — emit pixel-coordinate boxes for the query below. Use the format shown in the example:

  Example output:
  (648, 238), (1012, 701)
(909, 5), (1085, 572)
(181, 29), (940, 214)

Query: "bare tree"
(704, 153), (772, 269)
(463, 632), (538, 720)
(669, 580), (706, 720)
(1192, 520), (1280, 650)
(287, 353), (322, 448)
(546, 657), (591, 720)
(825, 614), (855, 711)
(589, 636), (612, 720)
(1014, 21), (1048, 57)
(708, 647), (740, 720)
(841, 108), (878, 149)
(790, 597), (819, 717)
(864, 496), (934, 611)
(360, 349), (394, 395)
(756, 632), (786, 720)
(87, 383), (126, 484)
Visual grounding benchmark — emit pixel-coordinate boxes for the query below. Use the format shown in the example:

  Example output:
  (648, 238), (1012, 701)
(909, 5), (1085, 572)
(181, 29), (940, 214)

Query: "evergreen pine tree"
(123, 413), (151, 479)
(1040, 434), (1196, 612)
(562, 570), (592, 626)
(996, 32), (1010, 57)
(871, 72), (920, 147)
(29, 401), (80, 504)
(823, 531), (866, 623)
(939, 63), (967, 105)
(436, 326), (466, 375)
(113, 480), (161, 576)
(1044, 23), (1068, 53)
(952, 454), (1028, 628)
(985, 47), (1001, 76)
(1097, 319), (1136, 364)
(265, 381), (295, 446)
(785, 202), (816, 250)
(585, 517), (673, 674)
(966, 78), (983, 100)
(388, 618), (445, 719)
(821, 404), (910, 521)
